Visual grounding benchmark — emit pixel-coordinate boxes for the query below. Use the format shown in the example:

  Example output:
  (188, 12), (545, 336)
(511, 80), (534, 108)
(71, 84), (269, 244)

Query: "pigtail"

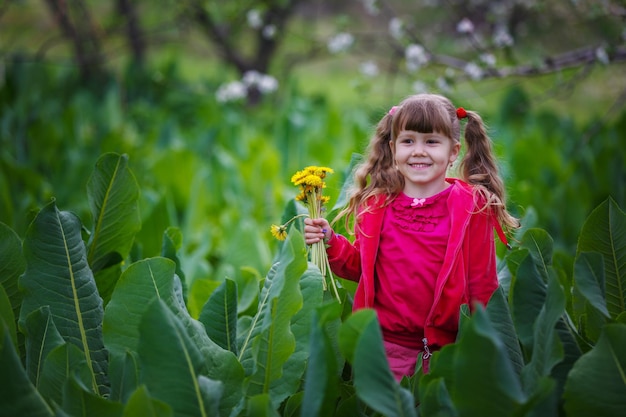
(459, 111), (519, 230)
(335, 111), (403, 232)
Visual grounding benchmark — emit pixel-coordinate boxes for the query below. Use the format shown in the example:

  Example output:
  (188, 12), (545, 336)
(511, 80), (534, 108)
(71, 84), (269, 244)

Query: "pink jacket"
(326, 179), (501, 351)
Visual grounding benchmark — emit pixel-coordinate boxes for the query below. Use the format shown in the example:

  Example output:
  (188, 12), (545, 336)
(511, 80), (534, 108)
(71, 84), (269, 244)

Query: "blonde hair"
(336, 93), (519, 233)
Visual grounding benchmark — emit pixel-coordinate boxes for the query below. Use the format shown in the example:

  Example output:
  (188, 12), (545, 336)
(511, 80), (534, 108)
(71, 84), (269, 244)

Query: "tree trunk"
(116, 0), (146, 65)
(42, 0), (105, 81)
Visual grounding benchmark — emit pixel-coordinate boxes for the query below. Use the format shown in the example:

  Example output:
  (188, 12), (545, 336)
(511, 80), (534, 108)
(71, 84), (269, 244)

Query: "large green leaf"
(574, 251), (609, 318)
(22, 307), (64, 388)
(122, 385), (173, 417)
(236, 230), (302, 369)
(563, 323), (626, 417)
(199, 278), (238, 355)
(520, 273), (565, 398)
(161, 226), (185, 285)
(351, 312), (418, 417)
(419, 377), (457, 417)
(450, 306), (528, 416)
(520, 228), (554, 283)
(19, 200), (109, 396)
(420, 342), (457, 410)
(103, 257), (178, 402)
(62, 374), (124, 417)
(223, 219), (272, 280)
(577, 197), (626, 319)
(138, 299), (223, 417)
(485, 287), (524, 377)
(0, 285), (17, 352)
(0, 222), (25, 347)
(0, 323), (53, 417)
(171, 277), (244, 415)
(510, 251), (546, 352)
(573, 251), (610, 344)
(106, 256), (244, 414)
(168, 277), (244, 416)
(104, 256), (243, 413)
(107, 349), (140, 403)
(86, 152), (141, 302)
(239, 229), (308, 408)
(278, 264), (325, 404)
(338, 308), (377, 364)
(103, 257), (179, 358)
(301, 302), (343, 417)
(245, 393), (281, 417)
(39, 342), (94, 408)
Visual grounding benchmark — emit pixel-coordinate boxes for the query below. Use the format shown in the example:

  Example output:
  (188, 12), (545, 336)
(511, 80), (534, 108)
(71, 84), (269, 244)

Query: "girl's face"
(390, 130), (460, 198)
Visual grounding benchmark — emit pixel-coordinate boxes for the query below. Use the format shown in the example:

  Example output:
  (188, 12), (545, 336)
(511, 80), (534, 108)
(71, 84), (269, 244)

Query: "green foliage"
(1, 147), (625, 416)
(1, 60), (626, 416)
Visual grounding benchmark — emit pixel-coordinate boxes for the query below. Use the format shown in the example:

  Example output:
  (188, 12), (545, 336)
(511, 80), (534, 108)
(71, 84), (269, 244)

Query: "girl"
(304, 93), (518, 380)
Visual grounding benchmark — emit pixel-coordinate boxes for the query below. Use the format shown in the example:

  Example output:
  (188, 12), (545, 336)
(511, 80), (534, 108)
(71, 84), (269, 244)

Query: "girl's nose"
(412, 144), (426, 156)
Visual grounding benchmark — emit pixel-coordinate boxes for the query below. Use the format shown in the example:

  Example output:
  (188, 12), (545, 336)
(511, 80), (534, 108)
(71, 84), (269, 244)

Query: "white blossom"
(257, 74), (279, 93)
(456, 18), (475, 34)
(359, 60), (379, 77)
(412, 80), (428, 94)
(405, 44), (429, 72)
(361, 0), (379, 15)
(262, 25), (276, 39)
(436, 76), (451, 93)
(243, 70), (278, 93)
(595, 47), (609, 65)
(327, 32), (354, 54)
(389, 18), (404, 40)
(464, 62), (483, 80)
(216, 81), (247, 103)
(493, 26), (514, 47)
(246, 9), (263, 29)
(243, 70), (262, 86)
(480, 53), (497, 67)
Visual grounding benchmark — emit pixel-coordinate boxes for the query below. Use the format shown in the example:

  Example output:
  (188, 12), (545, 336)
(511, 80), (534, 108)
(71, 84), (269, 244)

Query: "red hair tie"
(388, 106), (399, 116)
(456, 107), (468, 119)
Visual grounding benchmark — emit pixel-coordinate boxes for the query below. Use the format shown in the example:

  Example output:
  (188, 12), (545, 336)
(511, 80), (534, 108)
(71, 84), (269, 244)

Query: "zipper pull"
(422, 337), (431, 360)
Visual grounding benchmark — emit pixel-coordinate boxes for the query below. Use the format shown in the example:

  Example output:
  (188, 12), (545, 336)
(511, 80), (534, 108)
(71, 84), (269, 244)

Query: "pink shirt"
(375, 186), (452, 348)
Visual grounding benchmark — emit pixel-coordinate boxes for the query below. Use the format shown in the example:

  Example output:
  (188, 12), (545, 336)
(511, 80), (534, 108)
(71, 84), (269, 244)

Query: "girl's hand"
(304, 217), (332, 245)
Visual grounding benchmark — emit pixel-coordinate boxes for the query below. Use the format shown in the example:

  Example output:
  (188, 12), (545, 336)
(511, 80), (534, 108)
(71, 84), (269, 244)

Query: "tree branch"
(432, 45), (626, 79)
(185, 0), (249, 73)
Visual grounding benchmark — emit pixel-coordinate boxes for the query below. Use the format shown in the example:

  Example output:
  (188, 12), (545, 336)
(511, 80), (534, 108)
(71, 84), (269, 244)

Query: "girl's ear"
(389, 140), (395, 154)
(449, 141), (461, 163)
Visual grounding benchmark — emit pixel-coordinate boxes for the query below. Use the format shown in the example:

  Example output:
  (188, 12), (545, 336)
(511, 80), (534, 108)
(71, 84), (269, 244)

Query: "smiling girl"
(304, 93), (519, 380)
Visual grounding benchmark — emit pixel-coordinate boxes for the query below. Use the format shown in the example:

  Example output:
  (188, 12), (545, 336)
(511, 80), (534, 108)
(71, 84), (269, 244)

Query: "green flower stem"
(306, 187), (340, 302)
(284, 213), (309, 227)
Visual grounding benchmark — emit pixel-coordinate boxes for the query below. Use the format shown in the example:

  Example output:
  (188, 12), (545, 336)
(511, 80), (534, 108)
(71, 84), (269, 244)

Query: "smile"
(409, 163), (431, 168)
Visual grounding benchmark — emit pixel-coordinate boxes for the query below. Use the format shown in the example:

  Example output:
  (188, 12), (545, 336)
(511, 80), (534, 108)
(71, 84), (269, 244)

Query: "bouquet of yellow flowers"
(271, 166), (341, 302)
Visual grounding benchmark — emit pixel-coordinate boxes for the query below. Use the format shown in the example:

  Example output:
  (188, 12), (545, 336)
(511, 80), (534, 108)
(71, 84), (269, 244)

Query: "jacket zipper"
(422, 337), (432, 360)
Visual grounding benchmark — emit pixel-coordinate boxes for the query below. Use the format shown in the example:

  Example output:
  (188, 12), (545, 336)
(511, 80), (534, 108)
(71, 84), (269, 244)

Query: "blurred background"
(1, 0), (625, 290)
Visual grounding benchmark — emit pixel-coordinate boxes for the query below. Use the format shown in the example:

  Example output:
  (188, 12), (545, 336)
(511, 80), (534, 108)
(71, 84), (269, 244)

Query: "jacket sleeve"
(325, 232), (362, 282)
(466, 210), (499, 308)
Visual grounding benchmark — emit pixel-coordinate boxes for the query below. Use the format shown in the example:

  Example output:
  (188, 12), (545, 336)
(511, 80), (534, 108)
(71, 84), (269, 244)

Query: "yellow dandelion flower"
(320, 195), (331, 204)
(270, 224), (288, 241)
(290, 169), (308, 186)
(302, 174), (323, 188)
(314, 166), (334, 178)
